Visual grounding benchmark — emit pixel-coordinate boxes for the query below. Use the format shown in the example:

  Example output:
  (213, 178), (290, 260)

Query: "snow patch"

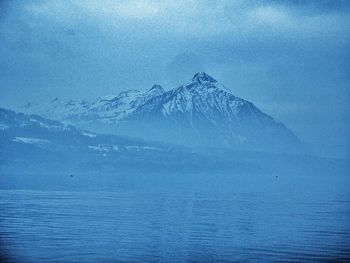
(13, 137), (49, 145)
(125, 145), (164, 151)
(99, 94), (117, 101)
(88, 145), (110, 153)
(82, 132), (97, 138)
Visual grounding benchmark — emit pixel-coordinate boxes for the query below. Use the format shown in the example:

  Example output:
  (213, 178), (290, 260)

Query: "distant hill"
(0, 107), (244, 176)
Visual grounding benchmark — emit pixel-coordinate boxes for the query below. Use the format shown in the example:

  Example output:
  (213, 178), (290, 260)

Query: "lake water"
(1, 172), (350, 262)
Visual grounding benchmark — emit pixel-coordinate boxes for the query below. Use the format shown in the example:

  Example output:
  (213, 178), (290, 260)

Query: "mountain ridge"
(19, 72), (305, 153)
(2, 107), (236, 175)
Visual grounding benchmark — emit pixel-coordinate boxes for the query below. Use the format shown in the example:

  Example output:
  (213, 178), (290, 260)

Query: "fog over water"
(1, 170), (350, 262)
(0, 1), (350, 262)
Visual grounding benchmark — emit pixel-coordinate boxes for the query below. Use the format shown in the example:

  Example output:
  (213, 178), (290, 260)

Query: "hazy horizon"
(1, 2), (350, 262)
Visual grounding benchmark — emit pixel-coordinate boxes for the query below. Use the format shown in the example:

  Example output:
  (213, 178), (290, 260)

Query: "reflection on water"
(0, 176), (350, 262)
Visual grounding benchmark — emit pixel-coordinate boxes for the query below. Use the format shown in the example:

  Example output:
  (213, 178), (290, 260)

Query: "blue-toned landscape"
(1, 1), (349, 262)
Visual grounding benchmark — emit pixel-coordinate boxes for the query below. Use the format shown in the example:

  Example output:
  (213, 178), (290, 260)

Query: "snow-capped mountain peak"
(98, 94), (118, 101)
(192, 72), (217, 84)
(19, 72), (305, 153)
(148, 84), (165, 96)
(183, 72), (231, 95)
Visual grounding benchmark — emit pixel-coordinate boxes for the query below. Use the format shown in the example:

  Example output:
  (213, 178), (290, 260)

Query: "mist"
(1, 1), (350, 262)
(0, 0), (349, 157)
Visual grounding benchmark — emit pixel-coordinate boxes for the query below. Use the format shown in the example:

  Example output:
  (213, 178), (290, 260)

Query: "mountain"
(2, 107), (347, 190)
(1, 107), (250, 178)
(21, 84), (166, 124)
(21, 72), (305, 153)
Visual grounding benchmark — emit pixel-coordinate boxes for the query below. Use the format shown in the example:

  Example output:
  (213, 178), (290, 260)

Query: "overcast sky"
(0, 0), (349, 157)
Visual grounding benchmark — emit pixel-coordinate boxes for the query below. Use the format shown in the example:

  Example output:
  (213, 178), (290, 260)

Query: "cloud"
(263, 0), (350, 15)
(4, 0), (349, 41)
(76, 0), (162, 19)
(166, 52), (206, 84)
(247, 6), (290, 26)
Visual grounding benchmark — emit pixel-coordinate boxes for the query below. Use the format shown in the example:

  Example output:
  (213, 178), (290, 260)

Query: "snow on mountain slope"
(0, 107), (172, 152)
(0, 107), (248, 174)
(20, 73), (305, 153)
(129, 72), (274, 126)
(120, 72), (303, 152)
(21, 84), (165, 124)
